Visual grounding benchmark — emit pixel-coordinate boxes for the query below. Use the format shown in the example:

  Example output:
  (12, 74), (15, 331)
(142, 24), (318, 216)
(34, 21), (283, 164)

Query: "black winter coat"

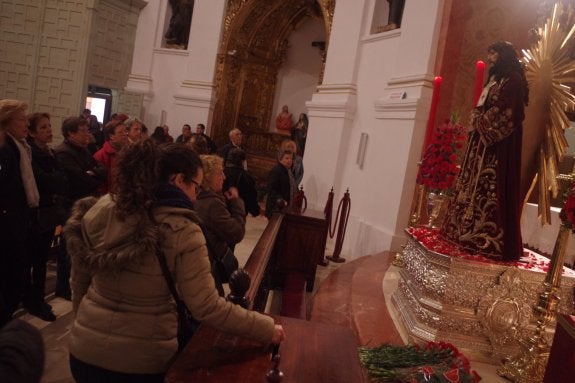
(265, 163), (292, 218)
(29, 140), (69, 229)
(54, 140), (105, 202)
(28, 140), (68, 208)
(0, 136), (29, 241)
(224, 166), (260, 217)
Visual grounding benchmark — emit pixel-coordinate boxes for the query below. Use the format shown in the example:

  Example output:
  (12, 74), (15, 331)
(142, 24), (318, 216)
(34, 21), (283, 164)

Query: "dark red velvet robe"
(441, 71), (525, 261)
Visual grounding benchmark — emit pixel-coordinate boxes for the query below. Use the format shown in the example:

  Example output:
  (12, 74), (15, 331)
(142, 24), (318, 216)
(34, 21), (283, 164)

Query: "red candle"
(423, 76), (442, 151)
(473, 60), (485, 107)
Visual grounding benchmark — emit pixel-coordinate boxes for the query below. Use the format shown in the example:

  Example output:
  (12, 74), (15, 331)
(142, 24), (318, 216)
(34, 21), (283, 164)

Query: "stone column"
(303, 0), (445, 256)
(373, 0), (444, 251)
(303, 0), (365, 209)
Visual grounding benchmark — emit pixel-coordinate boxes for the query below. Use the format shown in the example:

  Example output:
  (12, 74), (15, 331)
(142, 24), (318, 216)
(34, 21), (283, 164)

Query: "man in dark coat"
(224, 147), (260, 217)
(54, 117), (105, 202)
(176, 124), (192, 144)
(195, 123), (217, 153)
(265, 149), (296, 218)
(53, 117), (105, 299)
(217, 128), (243, 165)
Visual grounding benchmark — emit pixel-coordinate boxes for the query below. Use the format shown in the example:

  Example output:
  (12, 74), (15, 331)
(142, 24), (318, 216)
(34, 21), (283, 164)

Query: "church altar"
(392, 227), (575, 363)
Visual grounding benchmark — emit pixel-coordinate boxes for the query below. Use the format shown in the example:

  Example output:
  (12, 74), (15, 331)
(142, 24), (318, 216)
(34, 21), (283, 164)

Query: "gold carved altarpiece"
(211, 0), (334, 182)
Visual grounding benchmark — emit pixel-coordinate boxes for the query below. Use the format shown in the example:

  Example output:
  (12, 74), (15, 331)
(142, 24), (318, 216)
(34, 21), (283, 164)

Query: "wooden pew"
(273, 208), (329, 319)
(164, 213), (283, 383)
(234, 213), (284, 311)
(165, 210), (338, 382)
(165, 315), (367, 383)
(165, 208), (368, 383)
(229, 208), (328, 319)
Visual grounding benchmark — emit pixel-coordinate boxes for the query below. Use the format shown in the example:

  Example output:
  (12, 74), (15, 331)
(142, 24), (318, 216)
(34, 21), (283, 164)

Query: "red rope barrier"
(324, 187), (335, 237)
(327, 189), (350, 263)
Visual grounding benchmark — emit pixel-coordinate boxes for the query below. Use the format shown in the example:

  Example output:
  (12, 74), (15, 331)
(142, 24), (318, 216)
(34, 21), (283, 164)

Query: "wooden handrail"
(241, 213), (283, 310)
(166, 211), (329, 381)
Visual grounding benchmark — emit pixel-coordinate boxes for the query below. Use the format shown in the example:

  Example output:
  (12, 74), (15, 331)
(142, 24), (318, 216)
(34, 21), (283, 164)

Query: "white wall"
(303, 0), (444, 258)
(126, 0), (226, 134)
(271, 18), (325, 131)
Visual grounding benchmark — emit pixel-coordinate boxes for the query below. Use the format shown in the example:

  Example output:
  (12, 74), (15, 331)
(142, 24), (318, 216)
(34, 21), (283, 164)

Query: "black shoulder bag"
(155, 248), (200, 352)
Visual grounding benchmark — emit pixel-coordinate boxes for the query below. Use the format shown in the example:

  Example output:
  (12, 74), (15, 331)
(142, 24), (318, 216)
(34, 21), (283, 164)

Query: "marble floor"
(15, 214), (507, 382)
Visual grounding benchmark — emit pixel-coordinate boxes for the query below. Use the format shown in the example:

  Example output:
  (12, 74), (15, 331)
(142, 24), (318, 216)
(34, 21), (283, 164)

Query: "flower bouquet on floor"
(359, 341), (481, 382)
(416, 117), (467, 227)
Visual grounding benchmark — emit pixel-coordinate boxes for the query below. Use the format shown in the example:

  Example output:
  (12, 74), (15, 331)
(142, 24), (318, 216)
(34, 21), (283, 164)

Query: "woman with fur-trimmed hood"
(64, 141), (284, 382)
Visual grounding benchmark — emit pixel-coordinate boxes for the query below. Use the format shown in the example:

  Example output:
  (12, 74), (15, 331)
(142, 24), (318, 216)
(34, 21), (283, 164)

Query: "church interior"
(2, 0), (575, 382)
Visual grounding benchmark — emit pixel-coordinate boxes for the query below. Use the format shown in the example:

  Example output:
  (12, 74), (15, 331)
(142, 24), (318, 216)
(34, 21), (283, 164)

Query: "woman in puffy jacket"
(64, 141), (283, 383)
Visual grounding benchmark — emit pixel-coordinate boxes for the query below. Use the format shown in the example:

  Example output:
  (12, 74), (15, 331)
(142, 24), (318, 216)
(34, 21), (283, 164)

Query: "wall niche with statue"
(163, 0), (195, 49)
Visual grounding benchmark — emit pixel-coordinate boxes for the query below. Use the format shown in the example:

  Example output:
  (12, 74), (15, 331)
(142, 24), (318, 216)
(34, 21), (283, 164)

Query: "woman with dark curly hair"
(64, 141), (284, 382)
(441, 41), (529, 261)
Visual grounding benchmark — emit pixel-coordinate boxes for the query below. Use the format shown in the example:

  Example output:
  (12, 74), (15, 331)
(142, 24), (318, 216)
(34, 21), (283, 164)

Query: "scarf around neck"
(154, 182), (194, 210)
(8, 133), (40, 207)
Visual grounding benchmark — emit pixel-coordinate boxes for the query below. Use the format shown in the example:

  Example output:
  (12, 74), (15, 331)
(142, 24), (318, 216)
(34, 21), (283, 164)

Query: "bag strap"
(154, 247), (186, 312)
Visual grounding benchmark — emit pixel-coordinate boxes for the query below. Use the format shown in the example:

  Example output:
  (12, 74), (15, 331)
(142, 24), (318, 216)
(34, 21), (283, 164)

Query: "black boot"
(25, 301), (56, 322)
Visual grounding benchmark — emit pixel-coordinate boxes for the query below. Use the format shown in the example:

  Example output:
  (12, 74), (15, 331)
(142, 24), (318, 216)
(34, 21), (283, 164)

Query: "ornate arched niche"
(211, 0), (334, 179)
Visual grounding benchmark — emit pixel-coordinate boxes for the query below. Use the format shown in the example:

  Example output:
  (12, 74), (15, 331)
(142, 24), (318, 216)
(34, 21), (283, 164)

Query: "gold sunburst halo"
(521, 2), (575, 225)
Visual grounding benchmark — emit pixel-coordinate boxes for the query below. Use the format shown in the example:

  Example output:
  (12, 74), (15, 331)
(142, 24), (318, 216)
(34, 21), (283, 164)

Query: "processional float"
(395, 4), (575, 383)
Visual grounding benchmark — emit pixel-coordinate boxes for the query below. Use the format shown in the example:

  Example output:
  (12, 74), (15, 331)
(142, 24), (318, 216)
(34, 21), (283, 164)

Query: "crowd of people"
(0, 100), (311, 382)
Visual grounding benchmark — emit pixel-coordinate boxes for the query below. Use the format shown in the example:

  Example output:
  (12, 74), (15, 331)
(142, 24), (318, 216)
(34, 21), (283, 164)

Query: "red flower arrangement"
(417, 118), (467, 191)
(359, 341), (480, 382)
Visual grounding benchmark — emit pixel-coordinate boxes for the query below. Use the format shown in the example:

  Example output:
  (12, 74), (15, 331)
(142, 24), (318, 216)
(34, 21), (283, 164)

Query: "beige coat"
(64, 195), (274, 374)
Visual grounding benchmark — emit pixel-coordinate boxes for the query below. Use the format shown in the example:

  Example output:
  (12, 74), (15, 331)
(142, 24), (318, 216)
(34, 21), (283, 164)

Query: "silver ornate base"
(392, 229), (575, 363)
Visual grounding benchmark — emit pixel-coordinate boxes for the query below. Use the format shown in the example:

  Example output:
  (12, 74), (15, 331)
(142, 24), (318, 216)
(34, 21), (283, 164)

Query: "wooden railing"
(165, 209), (331, 382)
(165, 214), (284, 383)
(230, 213), (283, 311)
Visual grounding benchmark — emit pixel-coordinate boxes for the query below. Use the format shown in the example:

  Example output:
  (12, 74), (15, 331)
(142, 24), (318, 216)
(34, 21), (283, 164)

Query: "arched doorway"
(211, 0), (335, 182)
